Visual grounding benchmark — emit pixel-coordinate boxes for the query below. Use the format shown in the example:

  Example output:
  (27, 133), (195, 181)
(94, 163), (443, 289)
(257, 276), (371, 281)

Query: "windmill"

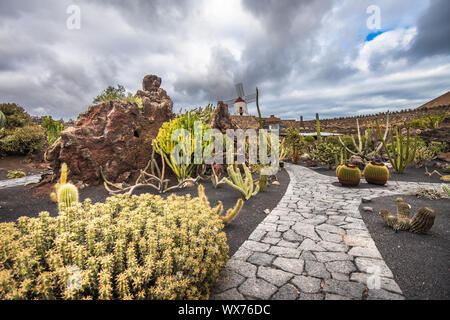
(223, 83), (257, 116)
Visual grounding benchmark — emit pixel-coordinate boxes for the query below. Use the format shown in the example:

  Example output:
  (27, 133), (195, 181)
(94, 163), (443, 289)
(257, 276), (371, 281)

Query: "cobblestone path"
(211, 163), (442, 300)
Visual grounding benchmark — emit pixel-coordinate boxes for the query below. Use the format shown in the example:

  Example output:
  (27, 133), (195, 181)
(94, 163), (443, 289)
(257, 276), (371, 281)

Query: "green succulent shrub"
(154, 111), (211, 181)
(6, 170), (26, 179)
(311, 142), (341, 169)
(285, 127), (303, 163)
(41, 116), (66, 146)
(92, 85), (143, 108)
(0, 125), (45, 155)
(0, 103), (32, 130)
(428, 141), (449, 155)
(409, 113), (448, 129)
(303, 135), (316, 144)
(0, 187), (228, 300)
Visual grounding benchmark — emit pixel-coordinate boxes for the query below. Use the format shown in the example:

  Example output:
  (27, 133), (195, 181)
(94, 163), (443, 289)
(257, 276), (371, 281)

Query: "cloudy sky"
(1, 0), (449, 121)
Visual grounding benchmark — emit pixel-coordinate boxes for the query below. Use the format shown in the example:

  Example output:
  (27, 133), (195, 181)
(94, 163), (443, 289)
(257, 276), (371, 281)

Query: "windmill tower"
(223, 83), (257, 116)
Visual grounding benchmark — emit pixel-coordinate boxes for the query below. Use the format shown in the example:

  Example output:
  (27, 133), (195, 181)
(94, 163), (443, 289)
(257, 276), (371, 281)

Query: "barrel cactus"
(0, 110), (5, 130)
(57, 183), (79, 208)
(363, 162), (390, 185)
(410, 207), (436, 234)
(337, 163), (361, 186)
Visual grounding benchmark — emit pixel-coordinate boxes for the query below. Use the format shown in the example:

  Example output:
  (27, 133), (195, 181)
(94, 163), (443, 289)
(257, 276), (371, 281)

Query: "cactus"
(339, 114), (389, 161)
(51, 163), (68, 203)
(380, 199), (436, 234)
(215, 198), (244, 225)
(0, 110), (6, 130)
(259, 175), (268, 192)
(410, 207), (436, 234)
(396, 198), (411, 218)
(255, 87), (263, 129)
(336, 163), (361, 186)
(363, 162), (390, 185)
(380, 209), (397, 229)
(442, 184), (450, 197)
(223, 163), (259, 200)
(57, 183), (79, 208)
(376, 121), (418, 173)
(316, 113), (322, 145)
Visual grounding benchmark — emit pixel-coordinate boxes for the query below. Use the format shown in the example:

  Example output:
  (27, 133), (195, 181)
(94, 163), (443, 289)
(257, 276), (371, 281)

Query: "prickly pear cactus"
(410, 207), (436, 234)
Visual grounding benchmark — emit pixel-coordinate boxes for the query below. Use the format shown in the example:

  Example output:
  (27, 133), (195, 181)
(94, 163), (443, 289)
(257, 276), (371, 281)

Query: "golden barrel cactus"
(57, 183), (79, 208)
(337, 163), (361, 187)
(410, 207), (436, 234)
(363, 162), (390, 185)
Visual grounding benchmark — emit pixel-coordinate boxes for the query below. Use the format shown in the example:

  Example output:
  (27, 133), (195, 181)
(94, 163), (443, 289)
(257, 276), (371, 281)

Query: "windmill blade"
(235, 83), (244, 98)
(244, 93), (257, 103)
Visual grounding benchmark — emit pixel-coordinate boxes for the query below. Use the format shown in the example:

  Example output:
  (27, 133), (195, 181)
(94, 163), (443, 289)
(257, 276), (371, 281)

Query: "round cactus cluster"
(336, 163), (361, 186)
(363, 162), (390, 185)
(0, 186), (228, 300)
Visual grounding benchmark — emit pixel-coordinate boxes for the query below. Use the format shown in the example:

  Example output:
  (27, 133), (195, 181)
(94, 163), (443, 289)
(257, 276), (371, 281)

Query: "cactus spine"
(337, 163), (361, 186)
(0, 110), (6, 130)
(223, 163), (259, 200)
(57, 183), (79, 208)
(376, 121), (418, 173)
(363, 162), (390, 185)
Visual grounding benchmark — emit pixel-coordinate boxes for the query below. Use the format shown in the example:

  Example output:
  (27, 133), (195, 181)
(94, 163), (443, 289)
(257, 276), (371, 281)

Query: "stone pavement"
(211, 163), (443, 300)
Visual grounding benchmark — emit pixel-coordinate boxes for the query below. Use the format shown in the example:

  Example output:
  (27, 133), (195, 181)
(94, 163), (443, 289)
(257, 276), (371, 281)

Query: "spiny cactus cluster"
(223, 163), (259, 200)
(380, 198), (436, 234)
(197, 184), (244, 225)
(0, 186), (228, 300)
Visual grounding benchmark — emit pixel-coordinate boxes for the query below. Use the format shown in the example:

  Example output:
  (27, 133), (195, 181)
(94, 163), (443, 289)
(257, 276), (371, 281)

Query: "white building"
(233, 97), (249, 116)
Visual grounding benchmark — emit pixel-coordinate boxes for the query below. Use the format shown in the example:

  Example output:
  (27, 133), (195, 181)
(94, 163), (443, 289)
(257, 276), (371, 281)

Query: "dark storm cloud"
(407, 0), (450, 60)
(0, 0), (449, 121)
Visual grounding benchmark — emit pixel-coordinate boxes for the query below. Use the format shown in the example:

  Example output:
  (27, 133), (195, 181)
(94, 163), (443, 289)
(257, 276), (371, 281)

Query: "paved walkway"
(0, 174), (41, 190)
(211, 163), (443, 300)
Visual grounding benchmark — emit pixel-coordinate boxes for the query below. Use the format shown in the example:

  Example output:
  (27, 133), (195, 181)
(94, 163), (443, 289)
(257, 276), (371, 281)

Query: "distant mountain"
(417, 91), (450, 110)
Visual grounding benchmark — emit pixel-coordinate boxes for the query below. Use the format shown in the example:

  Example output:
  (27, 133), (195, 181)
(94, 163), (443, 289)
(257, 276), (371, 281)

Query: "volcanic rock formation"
(46, 75), (174, 187)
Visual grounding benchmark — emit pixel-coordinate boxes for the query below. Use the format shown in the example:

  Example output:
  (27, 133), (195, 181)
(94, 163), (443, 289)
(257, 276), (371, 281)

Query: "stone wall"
(284, 105), (450, 134)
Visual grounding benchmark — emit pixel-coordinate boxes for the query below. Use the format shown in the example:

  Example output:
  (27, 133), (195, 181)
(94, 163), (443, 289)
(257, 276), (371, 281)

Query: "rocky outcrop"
(210, 101), (237, 133)
(46, 75), (174, 187)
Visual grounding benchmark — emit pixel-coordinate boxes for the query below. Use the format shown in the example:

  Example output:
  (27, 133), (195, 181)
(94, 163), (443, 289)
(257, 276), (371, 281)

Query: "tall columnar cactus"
(223, 163), (259, 200)
(316, 113), (322, 145)
(0, 110), (6, 130)
(376, 120), (418, 173)
(255, 87), (263, 129)
(50, 163), (68, 202)
(57, 183), (79, 208)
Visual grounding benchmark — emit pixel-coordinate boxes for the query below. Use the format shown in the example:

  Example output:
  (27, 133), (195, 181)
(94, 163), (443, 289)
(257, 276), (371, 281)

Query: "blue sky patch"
(366, 30), (385, 42)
